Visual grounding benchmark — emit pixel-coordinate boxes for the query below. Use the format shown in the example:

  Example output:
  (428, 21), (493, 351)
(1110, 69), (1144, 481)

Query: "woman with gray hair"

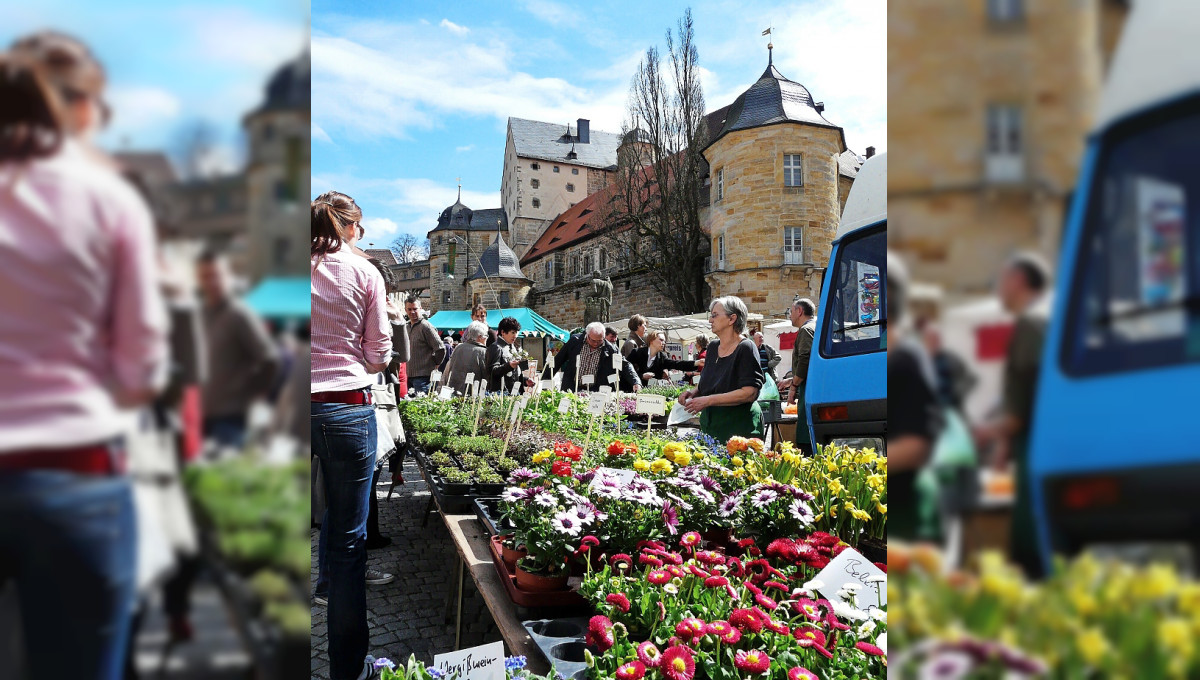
(444, 320), (490, 396)
(678, 296), (765, 442)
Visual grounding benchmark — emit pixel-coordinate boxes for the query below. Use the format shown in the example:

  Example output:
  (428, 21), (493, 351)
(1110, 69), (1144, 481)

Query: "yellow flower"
(1159, 618), (1193, 661)
(1076, 627), (1107, 666)
(673, 451), (692, 467)
(633, 459), (650, 472)
(827, 478), (844, 496)
(1131, 563), (1179, 601)
(874, 499), (887, 515)
(782, 452), (800, 465)
(650, 459), (673, 474)
(1069, 588), (1097, 617)
(662, 442), (685, 462)
(866, 474), (885, 491)
(532, 450), (552, 464)
(731, 457), (744, 468)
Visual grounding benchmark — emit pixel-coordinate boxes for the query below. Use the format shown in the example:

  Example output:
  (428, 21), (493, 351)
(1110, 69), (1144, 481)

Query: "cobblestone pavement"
(311, 455), (501, 680)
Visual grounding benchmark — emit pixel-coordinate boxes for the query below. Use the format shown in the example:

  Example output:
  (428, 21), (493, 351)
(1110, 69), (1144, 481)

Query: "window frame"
(566, 183), (575, 193)
(716, 168), (724, 202)
(783, 226), (804, 264)
(783, 154), (803, 187)
(532, 198), (541, 208)
(531, 178), (539, 189)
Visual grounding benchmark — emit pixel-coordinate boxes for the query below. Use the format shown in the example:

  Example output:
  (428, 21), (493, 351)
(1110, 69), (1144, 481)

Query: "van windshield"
(821, 223), (886, 358)
(1063, 99), (1200, 375)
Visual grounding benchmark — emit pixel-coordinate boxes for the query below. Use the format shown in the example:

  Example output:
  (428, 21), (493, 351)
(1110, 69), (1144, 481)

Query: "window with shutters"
(784, 154), (802, 187)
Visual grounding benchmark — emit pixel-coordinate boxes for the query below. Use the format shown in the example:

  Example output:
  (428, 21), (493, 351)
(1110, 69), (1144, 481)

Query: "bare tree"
(593, 8), (710, 314)
(171, 120), (224, 180)
(390, 232), (430, 264)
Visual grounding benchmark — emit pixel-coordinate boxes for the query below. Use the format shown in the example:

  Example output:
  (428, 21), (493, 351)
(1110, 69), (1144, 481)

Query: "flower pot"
(514, 565), (569, 592)
(441, 481), (471, 496)
(500, 537), (527, 572)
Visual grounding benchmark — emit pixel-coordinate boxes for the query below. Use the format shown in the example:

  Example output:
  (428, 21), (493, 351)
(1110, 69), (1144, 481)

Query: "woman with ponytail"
(0, 33), (168, 680)
(310, 190), (401, 680)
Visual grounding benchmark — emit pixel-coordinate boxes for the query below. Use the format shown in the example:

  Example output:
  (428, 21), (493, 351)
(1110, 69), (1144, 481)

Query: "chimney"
(865, 146), (876, 159)
(814, 102), (824, 113)
(577, 118), (590, 144)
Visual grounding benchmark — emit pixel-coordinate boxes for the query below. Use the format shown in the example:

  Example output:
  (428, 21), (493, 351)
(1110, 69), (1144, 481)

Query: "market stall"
(385, 384), (889, 679)
(428, 307), (569, 374)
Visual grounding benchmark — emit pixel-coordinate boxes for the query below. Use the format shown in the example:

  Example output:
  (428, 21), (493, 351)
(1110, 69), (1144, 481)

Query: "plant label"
(589, 466), (637, 492)
(557, 396), (571, 414)
(598, 385), (612, 395)
(552, 372), (563, 390)
(608, 373), (619, 384)
(813, 547), (886, 611)
(464, 372), (474, 387)
(434, 641), (504, 680)
(547, 354), (554, 370)
(511, 381), (521, 396)
(612, 353), (622, 370)
(635, 393), (667, 416)
(476, 379), (486, 396)
(430, 369), (442, 384)
(581, 374), (594, 386)
(692, 375), (701, 385)
(587, 392), (607, 415)
(539, 379), (553, 392)
(437, 386), (454, 401)
(509, 400), (522, 423)
(668, 370), (684, 383)
(526, 360), (538, 380)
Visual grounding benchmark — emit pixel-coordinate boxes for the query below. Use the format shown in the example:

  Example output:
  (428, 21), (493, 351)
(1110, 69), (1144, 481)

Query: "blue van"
(1029, 0), (1200, 572)
(805, 153), (887, 450)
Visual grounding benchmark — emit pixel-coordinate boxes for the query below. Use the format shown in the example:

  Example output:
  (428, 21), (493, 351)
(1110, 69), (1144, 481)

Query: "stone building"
(466, 233), (533, 310)
(244, 50), (310, 283)
(889, 0), (1129, 299)
(426, 188), (510, 313)
(701, 47), (862, 315)
(390, 259), (431, 301)
(500, 117), (622, 258)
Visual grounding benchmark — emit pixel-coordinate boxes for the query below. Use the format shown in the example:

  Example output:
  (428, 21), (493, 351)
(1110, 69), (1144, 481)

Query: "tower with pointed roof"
(425, 181), (513, 313)
(700, 44), (863, 314)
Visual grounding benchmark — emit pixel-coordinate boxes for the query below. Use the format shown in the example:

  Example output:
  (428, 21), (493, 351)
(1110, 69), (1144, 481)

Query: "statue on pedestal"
(584, 270), (613, 325)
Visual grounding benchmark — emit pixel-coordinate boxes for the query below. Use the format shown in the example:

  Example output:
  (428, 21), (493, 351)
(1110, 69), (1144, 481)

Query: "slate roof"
(430, 195), (509, 234)
(468, 233), (531, 282)
(250, 51), (310, 117)
(364, 249), (397, 264)
(508, 117), (622, 170)
(704, 56), (844, 152)
(837, 149), (864, 180)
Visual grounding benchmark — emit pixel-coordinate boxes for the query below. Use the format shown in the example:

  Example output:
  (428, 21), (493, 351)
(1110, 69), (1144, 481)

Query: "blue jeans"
(407, 376), (431, 394)
(311, 402), (376, 680)
(0, 470), (136, 680)
(204, 414), (247, 450)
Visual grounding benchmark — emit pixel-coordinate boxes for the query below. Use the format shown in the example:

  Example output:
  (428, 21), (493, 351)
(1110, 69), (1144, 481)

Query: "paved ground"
(310, 455), (501, 679)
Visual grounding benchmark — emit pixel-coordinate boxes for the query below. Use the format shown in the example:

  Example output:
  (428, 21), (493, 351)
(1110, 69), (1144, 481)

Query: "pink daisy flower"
(605, 592), (631, 613)
(788, 668), (819, 680)
(615, 661), (646, 680)
(637, 641), (662, 668)
(660, 646), (695, 680)
(733, 650), (771, 675)
(856, 641), (885, 657)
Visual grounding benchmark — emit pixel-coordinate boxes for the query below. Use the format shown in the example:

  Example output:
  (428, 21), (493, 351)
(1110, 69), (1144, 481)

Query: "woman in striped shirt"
(311, 191), (401, 680)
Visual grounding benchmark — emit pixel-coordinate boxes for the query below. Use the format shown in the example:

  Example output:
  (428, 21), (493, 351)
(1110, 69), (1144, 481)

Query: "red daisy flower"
(719, 627), (742, 644)
(687, 565), (710, 579)
(812, 644), (834, 659)
(705, 620), (732, 637)
(725, 557), (746, 577)
(763, 580), (789, 592)
(874, 561), (887, 573)
(615, 661), (646, 680)
(856, 641), (885, 657)
(733, 650), (771, 675)
(667, 565), (686, 578)
(680, 531), (701, 548)
(665, 552), (684, 565)
(703, 575), (729, 589)
(695, 550), (725, 565)
(793, 598), (825, 622)
(763, 619), (789, 636)
(585, 615), (614, 652)
(788, 668), (819, 680)
(637, 641), (662, 668)
(745, 582), (763, 596)
(640, 554), (664, 567)
(606, 592), (631, 613)
(765, 538), (801, 562)
(659, 646), (695, 680)
(675, 617), (706, 640)
(610, 553), (634, 570)
(755, 594), (778, 610)
(792, 626), (826, 649)
(581, 535), (600, 548)
(647, 569), (671, 585)
(736, 538), (756, 549)
(729, 608), (764, 633)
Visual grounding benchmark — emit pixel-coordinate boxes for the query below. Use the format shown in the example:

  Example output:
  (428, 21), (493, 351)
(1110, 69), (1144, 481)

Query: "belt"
(0, 442), (124, 476)
(312, 388), (373, 405)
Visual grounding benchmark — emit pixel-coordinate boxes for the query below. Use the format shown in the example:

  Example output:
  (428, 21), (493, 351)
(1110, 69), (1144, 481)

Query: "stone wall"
(529, 269), (681, 331)
(703, 123), (844, 317)
(427, 230), (505, 314)
(468, 278), (530, 310)
(586, 168), (610, 196)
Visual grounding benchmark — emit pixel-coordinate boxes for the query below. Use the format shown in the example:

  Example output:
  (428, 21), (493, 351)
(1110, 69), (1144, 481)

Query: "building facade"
(500, 117), (621, 258)
(425, 190), (510, 313)
(889, 0), (1129, 299)
(701, 49), (861, 316)
(244, 51), (310, 283)
(389, 259), (431, 300)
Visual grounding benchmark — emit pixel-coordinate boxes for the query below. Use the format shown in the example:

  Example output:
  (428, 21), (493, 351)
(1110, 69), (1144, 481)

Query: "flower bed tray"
(521, 618), (589, 680)
(413, 445), (478, 513)
(487, 535), (588, 609)
(474, 497), (512, 537)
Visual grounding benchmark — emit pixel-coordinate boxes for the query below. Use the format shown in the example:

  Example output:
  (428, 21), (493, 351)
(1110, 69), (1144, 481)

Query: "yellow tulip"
(1076, 627), (1107, 666)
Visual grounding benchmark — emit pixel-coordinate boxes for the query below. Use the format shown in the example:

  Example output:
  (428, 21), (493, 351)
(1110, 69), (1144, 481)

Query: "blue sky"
(312, 0), (885, 252)
(3, 0), (308, 175)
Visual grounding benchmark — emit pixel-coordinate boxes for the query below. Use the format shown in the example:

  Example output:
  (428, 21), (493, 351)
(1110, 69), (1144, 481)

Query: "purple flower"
(719, 493), (743, 517)
(575, 470), (596, 485)
(662, 502), (679, 536)
(699, 476), (722, 493)
(374, 658), (396, 670)
(509, 468), (542, 484)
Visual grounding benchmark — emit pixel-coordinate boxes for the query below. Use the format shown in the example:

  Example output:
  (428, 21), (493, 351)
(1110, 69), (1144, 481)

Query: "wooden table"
(438, 502), (550, 673)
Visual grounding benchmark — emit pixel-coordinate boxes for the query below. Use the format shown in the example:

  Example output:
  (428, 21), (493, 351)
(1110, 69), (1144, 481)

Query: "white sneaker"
(365, 568), (394, 585)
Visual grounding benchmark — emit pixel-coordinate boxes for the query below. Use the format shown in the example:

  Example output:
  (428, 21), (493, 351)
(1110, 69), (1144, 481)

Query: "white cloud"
(313, 124), (333, 144)
(361, 217), (400, 239)
(519, 0), (573, 26)
(105, 86), (183, 131)
(178, 6), (307, 70)
(311, 173), (502, 241)
(440, 19), (469, 35)
(455, 144), (474, 153)
(312, 18), (630, 141)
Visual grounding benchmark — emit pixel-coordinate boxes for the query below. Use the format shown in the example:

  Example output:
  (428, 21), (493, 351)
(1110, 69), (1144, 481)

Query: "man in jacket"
(404, 295), (446, 393)
(444, 321), (490, 396)
(752, 332), (781, 385)
(485, 316), (531, 394)
(787, 297), (817, 453)
(557, 322), (642, 393)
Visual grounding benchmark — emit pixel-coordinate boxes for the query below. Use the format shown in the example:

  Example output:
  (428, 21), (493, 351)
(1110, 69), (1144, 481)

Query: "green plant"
(429, 451), (453, 467)
(442, 468), (471, 484)
(476, 469), (503, 484)
(249, 569), (294, 603)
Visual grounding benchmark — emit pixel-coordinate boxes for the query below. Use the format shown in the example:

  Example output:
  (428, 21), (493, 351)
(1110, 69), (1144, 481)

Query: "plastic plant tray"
(521, 617), (589, 680)
(487, 535), (588, 609)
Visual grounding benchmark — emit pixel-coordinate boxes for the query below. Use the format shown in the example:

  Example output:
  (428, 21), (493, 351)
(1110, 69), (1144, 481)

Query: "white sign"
(464, 372), (474, 387)
(557, 396), (571, 414)
(552, 372), (563, 390)
(667, 402), (695, 426)
(586, 392), (607, 415)
(608, 373), (619, 384)
(598, 385), (612, 395)
(437, 386), (454, 401)
(509, 399), (523, 423)
(635, 393), (667, 417)
(434, 641), (504, 680)
(668, 370), (684, 383)
(526, 360), (538, 381)
(547, 354), (555, 370)
(510, 381), (521, 396)
(665, 342), (684, 361)
(476, 379), (486, 397)
(692, 375), (701, 385)
(589, 466), (637, 492)
(540, 379), (554, 392)
(813, 547), (886, 611)
(430, 369), (442, 384)
(581, 374), (595, 386)
(612, 353), (622, 370)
